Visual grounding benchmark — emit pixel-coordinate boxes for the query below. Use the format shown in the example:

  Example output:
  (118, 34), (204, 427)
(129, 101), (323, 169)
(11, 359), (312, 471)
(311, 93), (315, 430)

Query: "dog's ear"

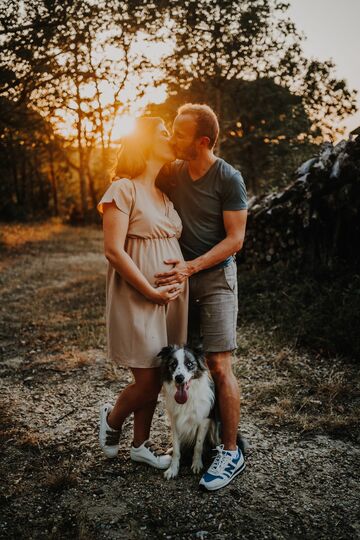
(157, 345), (176, 383)
(196, 353), (207, 371)
(156, 345), (176, 361)
(187, 344), (207, 371)
(191, 344), (204, 357)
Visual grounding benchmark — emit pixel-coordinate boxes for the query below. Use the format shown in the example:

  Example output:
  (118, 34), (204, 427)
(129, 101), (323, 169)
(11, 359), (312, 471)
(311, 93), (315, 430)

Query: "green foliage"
(237, 262), (360, 360)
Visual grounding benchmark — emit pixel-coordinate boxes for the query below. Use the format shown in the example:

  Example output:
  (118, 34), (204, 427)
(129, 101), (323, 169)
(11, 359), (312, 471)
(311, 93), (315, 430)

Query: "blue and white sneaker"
(199, 444), (245, 491)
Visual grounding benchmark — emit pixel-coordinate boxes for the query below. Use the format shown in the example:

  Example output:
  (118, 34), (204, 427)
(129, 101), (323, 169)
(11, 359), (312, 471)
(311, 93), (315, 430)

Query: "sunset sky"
(288, 0), (360, 137)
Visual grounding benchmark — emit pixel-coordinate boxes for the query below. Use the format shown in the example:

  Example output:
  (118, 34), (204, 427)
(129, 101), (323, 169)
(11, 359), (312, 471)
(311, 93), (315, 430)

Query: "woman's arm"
(102, 202), (181, 305)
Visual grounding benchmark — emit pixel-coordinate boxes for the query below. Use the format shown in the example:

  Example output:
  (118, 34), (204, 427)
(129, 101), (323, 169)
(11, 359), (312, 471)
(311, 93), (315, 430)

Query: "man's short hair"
(177, 103), (219, 149)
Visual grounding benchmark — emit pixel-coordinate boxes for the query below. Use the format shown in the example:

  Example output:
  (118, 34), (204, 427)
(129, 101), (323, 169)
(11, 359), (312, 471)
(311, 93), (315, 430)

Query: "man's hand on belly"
(154, 259), (193, 286)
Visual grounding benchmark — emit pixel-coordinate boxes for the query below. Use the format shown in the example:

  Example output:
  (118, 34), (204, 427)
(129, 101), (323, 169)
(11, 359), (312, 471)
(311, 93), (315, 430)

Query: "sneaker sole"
(130, 455), (172, 470)
(101, 447), (119, 459)
(99, 404), (120, 458)
(199, 461), (246, 491)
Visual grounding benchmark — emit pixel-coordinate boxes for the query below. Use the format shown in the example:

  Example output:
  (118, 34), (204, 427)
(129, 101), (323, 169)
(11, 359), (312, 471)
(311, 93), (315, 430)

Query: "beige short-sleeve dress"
(97, 178), (188, 368)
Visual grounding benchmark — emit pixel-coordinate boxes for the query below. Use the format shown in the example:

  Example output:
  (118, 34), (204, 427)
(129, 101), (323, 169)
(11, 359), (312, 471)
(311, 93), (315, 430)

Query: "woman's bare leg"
(107, 367), (162, 445)
(133, 398), (158, 447)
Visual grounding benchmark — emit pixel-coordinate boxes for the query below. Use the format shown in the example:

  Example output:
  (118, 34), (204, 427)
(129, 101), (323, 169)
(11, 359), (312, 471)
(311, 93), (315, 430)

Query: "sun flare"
(50, 31), (172, 143)
(112, 115), (137, 139)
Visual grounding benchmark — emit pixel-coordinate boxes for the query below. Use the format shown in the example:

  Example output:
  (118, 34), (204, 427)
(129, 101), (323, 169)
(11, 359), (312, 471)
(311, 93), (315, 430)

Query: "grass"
(237, 261), (360, 360)
(44, 463), (78, 493)
(235, 333), (360, 439)
(0, 402), (50, 451)
(0, 218), (65, 251)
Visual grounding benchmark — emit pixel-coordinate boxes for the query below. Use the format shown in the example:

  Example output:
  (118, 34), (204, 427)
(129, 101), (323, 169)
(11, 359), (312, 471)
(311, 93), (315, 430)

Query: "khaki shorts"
(187, 259), (238, 353)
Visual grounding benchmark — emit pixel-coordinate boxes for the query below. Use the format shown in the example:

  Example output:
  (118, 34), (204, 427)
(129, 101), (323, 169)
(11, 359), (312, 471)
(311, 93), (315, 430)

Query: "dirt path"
(1, 222), (359, 540)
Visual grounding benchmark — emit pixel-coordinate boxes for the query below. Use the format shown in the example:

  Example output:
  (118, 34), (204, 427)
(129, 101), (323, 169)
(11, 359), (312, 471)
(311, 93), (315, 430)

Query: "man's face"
(171, 114), (199, 160)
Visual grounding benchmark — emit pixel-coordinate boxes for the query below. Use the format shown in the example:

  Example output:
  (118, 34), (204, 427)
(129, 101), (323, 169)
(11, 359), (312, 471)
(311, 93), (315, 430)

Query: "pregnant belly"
(126, 237), (184, 287)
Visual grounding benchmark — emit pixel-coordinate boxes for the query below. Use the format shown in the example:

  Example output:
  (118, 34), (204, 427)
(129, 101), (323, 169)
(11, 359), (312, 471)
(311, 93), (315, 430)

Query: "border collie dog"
(158, 344), (219, 480)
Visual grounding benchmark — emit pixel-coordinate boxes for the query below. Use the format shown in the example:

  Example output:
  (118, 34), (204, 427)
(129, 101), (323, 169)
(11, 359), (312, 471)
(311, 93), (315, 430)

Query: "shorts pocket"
(223, 264), (237, 291)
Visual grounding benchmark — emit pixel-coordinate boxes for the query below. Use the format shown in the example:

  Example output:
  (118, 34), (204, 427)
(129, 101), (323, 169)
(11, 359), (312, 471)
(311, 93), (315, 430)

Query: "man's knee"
(206, 352), (234, 382)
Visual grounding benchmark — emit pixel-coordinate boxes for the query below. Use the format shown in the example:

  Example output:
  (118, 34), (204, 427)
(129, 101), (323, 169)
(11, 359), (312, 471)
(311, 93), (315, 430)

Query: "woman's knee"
(131, 368), (162, 398)
(147, 383), (162, 401)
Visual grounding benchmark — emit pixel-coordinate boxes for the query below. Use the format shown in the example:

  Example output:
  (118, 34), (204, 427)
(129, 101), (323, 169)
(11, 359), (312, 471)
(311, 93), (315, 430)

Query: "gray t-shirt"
(156, 158), (247, 264)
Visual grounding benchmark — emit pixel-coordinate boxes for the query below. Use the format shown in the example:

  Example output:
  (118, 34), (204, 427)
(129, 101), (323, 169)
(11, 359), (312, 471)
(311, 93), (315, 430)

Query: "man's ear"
(200, 136), (211, 148)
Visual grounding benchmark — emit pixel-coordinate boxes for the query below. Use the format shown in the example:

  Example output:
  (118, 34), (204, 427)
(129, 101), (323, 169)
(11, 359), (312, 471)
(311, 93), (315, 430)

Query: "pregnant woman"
(97, 117), (188, 468)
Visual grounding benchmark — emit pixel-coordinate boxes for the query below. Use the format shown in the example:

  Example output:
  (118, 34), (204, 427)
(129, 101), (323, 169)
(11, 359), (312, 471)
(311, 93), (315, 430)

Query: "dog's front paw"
(191, 459), (203, 474)
(164, 464), (179, 480)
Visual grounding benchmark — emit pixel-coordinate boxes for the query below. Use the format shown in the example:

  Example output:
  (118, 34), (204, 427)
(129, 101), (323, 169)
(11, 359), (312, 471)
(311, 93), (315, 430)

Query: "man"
(155, 103), (248, 491)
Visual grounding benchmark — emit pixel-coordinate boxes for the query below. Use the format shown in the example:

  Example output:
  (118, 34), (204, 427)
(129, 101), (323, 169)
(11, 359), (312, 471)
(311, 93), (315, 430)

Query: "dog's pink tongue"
(175, 384), (189, 404)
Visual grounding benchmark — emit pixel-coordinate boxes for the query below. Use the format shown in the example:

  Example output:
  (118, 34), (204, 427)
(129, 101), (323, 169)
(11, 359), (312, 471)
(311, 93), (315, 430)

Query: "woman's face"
(151, 122), (176, 163)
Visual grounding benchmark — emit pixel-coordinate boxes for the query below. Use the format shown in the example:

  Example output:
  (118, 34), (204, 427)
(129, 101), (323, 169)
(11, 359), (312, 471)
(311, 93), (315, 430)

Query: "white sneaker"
(130, 440), (172, 469)
(99, 403), (121, 458)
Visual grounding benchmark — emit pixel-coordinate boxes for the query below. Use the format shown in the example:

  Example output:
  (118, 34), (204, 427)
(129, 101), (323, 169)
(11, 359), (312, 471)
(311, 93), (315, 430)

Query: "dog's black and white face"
(158, 345), (207, 404)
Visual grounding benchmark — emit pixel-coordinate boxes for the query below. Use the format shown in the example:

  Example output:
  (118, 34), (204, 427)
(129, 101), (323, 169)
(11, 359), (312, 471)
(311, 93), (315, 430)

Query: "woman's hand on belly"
(146, 283), (183, 305)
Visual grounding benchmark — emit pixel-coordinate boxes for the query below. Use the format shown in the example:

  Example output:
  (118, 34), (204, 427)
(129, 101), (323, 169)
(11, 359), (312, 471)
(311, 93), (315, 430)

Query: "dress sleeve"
(97, 178), (135, 216)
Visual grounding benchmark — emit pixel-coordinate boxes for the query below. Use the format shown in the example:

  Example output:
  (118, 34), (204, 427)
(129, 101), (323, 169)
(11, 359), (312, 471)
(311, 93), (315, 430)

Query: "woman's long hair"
(111, 116), (163, 181)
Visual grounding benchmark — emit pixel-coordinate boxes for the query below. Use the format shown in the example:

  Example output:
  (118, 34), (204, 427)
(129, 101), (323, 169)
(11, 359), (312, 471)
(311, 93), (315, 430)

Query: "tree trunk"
(48, 144), (59, 216)
(74, 43), (88, 218)
(8, 134), (21, 205)
(33, 154), (47, 211)
(85, 145), (98, 209)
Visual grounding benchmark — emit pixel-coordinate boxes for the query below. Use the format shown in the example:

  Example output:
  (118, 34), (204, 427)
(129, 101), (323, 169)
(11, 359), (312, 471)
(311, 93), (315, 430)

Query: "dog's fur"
(158, 345), (231, 479)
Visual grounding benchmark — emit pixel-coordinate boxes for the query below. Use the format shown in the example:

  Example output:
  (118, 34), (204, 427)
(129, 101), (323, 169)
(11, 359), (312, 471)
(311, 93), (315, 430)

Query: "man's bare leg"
(206, 351), (240, 450)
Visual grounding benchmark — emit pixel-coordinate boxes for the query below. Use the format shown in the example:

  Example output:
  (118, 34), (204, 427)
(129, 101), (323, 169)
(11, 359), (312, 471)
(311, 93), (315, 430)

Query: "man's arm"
(154, 209), (248, 285)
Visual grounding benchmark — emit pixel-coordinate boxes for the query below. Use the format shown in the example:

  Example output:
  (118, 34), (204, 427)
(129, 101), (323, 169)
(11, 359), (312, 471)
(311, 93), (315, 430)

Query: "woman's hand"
(147, 284), (183, 305)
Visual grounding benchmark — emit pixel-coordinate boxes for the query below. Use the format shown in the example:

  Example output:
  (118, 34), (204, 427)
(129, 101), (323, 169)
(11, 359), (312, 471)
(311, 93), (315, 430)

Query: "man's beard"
(176, 145), (198, 160)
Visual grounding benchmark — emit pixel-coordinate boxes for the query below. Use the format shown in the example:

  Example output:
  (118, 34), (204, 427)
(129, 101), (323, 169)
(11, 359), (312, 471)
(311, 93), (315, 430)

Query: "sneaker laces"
(208, 445), (235, 475)
(144, 440), (164, 457)
(105, 429), (121, 446)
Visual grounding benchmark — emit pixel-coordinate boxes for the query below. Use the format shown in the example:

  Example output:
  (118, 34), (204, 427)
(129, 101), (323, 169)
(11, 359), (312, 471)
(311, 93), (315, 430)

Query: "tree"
(145, 0), (357, 194)
(0, 0), (357, 217)
(158, 0), (357, 142)
(0, 0), (167, 220)
(0, 96), (66, 219)
(220, 78), (316, 194)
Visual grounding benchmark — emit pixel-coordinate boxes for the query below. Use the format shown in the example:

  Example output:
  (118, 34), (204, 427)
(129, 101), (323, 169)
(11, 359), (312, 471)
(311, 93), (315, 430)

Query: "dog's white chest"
(163, 376), (214, 445)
